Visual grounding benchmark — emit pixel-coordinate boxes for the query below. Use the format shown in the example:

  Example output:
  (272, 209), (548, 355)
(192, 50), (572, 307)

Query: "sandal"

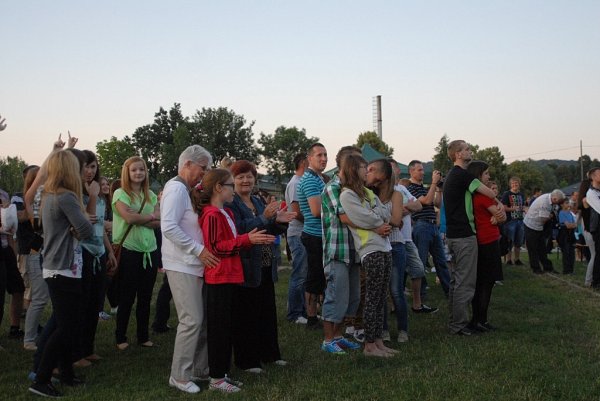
(116, 342), (129, 351)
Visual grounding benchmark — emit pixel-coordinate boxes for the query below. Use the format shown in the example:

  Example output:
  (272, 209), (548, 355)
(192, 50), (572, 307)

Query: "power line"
(504, 145), (600, 161)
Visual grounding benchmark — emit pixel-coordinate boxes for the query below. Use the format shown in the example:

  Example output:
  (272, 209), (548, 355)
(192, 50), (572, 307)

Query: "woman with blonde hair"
(112, 156), (160, 350)
(28, 150), (94, 398)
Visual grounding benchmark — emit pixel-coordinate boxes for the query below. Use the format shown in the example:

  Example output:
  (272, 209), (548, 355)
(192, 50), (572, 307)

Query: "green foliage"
(0, 156), (28, 195)
(189, 107), (260, 168)
(258, 126), (318, 189)
(130, 103), (187, 183)
(432, 134), (453, 174)
(506, 159), (547, 194)
(95, 136), (137, 181)
(473, 146), (508, 192)
(355, 131), (394, 157)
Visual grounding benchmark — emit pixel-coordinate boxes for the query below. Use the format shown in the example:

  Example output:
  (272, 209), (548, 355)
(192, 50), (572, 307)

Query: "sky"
(1, 1), (599, 169)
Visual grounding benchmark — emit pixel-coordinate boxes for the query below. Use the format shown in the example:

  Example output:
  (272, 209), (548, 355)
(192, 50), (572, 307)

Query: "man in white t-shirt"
(284, 153), (308, 324)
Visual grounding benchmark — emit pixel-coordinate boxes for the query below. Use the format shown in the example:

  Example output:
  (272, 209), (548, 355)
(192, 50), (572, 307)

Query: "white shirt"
(161, 177), (205, 277)
(523, 193), (552, 231)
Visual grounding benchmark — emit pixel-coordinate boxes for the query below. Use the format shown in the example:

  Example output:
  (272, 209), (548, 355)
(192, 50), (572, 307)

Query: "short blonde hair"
(43, 150), (84, 209)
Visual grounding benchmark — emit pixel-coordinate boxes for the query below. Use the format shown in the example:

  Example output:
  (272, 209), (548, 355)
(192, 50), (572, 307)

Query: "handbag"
(107, 197), (147, 278)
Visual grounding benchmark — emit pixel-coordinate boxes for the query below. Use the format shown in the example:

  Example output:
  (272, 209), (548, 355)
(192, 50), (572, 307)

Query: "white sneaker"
(274, 359), (288, 366)
(24, 342), (38, 351)
(209, 378), (241, 393)
(431, 267), (437, 273)
(382, 330), (391, 342)
(169, 376), (201, 394)
(397, 331), (409, 343)
(345, 325), (355, 336)
(98, 311), (111, 321)
(294, 316), (308, 324)
(244, 367), (264, 374)
(353, 329), (365, 343)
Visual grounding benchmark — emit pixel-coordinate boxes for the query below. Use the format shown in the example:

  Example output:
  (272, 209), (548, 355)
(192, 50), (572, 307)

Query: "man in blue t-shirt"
(443, 141), (500, 336)
(298, 143), (328, 330)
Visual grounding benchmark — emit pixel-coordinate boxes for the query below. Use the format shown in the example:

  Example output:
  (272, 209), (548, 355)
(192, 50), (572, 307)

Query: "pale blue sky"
(1, 1), (599, 169)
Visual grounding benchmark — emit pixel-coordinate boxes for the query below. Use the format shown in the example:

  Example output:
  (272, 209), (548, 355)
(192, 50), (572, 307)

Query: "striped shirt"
(407, 182), (437, 222)
(322, 176), (356, 266)
(298, 169), (325, 237)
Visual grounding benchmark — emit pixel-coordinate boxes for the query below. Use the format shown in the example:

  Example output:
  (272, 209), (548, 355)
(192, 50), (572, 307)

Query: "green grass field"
(1, 253), (600, 401)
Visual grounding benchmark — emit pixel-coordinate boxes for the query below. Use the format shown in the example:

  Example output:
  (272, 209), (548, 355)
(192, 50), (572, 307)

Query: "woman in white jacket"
(161, 145), (220, 394)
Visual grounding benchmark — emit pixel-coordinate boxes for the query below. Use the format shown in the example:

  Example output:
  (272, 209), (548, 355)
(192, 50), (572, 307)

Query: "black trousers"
(525, 226), (554, 272)
(152, 273), (172, 329)
(592, 231), (600, 288)
(77, 250), (106, 358)
(115, 249), (157, 344)
(233, 266), (282, 370)
(36, 275), (82, 384)
(472, 241), (502, 325)
(206, 283), (235, 379)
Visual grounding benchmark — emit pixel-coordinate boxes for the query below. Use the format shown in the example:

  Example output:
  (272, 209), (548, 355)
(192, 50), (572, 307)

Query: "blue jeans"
(286, 235), (307, 321)
(412, 220), (450, 296)
(322, 261), (360, 323)
(389, 242), (408, 332)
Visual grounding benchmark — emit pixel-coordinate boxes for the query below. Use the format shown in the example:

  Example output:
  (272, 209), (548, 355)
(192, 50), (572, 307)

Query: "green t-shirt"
(112, 188), (158, 253)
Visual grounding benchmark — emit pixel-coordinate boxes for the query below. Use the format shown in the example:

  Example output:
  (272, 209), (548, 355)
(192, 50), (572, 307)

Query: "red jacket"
(199, 205), (251, 285)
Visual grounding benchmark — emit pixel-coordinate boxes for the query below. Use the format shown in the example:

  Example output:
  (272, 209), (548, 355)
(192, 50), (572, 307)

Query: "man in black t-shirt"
(443, 141), (500, 336)
(500, 177), (527, 265)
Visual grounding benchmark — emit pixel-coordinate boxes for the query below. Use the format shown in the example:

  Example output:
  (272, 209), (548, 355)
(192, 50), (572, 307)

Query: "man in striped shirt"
(407, 161), (451, 298)
(298, 143), (328, 330)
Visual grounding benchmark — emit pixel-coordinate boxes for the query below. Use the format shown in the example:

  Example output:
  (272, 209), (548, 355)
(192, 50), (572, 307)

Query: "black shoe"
(29, 382), (63, 398)
(9, 326), (24, 338)
(152, 324), (171, 333)
(533, 269), (544, 274)
(412, 304), (439, 314)
(506, 260), (514, 265)
(546, 269), (558, 274)
(481, 322), (497, 331)
(515, 259), (524, 266)
(60, 375), (85, 387)
(306, 317), (322, 331)
(468, 322), (489, 333)
(455, 327), (473, 336)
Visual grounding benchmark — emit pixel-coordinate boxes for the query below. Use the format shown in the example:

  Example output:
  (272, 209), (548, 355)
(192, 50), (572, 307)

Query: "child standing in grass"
(193, 169), (274, 393)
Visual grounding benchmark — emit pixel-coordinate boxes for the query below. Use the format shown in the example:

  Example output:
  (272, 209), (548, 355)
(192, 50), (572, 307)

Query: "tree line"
(432, 134), (600, 195)
(0, 105), (595, 196)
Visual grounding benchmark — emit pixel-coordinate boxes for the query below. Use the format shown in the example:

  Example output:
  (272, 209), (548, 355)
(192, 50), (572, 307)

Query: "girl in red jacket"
(192, 168), (274, 393)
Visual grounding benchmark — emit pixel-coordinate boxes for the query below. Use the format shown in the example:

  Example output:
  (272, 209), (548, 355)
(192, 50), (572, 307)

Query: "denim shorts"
(404, 242), (425, 279)
(504, 219), (525, 247)
(322, 260), (360, 323)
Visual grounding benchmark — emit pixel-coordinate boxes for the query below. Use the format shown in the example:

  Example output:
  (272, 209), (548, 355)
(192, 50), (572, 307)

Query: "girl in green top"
(112, 156), (160, 350)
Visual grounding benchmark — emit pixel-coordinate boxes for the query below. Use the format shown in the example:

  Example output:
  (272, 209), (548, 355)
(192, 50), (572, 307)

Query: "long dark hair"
(368, 159), (394, 203)
(577, 179), (591, 211)
(466, 160), (489, 180)
(340, 154), (368, 200)
(190, 169), (233, 215)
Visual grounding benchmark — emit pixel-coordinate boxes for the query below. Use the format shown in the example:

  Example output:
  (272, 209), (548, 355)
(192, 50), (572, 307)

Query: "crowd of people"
(1, 127), (600, 397)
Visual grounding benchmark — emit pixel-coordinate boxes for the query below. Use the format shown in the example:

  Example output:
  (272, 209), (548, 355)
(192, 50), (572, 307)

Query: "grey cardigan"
(42, 191), (94, 272)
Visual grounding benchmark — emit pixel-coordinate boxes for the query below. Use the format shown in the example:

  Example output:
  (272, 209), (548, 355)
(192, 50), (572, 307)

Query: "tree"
(96, 136), (137, 181)
(432, 134), (453, 175)
(0, 156), (28, 195)
(189, 107), (260, 167)
(355, 131), (394, 157)
(130, 103), (187, 182)
(473, 146), (508, 192)
(258, 126), (319, 189)
(506, 159), (549, 195)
